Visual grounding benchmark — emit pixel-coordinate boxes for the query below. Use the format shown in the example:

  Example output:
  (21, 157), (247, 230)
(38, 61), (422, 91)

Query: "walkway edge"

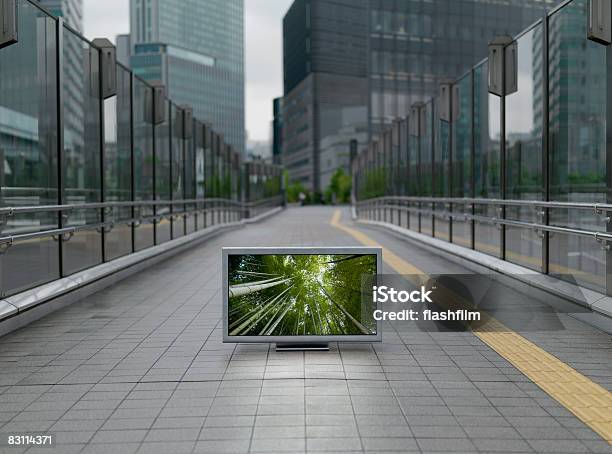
(356, 219), (612, 321)
(0, 207), (284, 338)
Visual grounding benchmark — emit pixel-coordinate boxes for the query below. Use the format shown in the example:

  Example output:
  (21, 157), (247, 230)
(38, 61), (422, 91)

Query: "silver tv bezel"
(222, 247), (383, 343)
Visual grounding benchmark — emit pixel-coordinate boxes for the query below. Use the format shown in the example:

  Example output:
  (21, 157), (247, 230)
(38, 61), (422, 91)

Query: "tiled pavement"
(0, 207), (610, 454)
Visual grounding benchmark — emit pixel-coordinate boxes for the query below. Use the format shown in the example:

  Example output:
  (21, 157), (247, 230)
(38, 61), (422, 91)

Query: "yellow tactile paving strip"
(331, 209), (612, 444)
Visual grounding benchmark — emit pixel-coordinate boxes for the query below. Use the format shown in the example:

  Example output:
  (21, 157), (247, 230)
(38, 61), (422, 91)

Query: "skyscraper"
(37, 0), (83, 32)
(368, 0), (559, 135)
(116, 34), (131, 67)
(282, 0), (368, 195)
(281, 0), (560, 196)
(272, 97), (284, 166)
(129, 0), (245, 155)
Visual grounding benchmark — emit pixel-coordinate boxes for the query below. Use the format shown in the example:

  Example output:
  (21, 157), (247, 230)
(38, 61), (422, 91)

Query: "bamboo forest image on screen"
(228, 254), (377, 336)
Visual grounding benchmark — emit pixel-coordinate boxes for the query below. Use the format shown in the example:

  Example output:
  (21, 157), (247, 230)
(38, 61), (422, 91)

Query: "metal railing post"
(56, 18), (65, 278)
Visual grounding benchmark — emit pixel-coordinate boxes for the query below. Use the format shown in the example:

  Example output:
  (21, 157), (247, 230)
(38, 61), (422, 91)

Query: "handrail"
(355, 196), (612, 212)
(0, 196), (281, 216)
(0, 196), (283, 247)
(355, 197), (612, 247)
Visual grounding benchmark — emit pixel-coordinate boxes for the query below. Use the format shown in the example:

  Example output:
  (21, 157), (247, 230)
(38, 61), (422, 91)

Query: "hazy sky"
(83, 0), (292, 142)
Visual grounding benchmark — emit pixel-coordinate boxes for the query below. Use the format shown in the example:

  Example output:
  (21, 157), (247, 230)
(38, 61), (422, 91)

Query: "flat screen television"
(222, 247), (382, 344)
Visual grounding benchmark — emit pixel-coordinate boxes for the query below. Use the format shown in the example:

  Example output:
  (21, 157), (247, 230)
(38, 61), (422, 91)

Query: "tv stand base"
(275, 343), (329, 351)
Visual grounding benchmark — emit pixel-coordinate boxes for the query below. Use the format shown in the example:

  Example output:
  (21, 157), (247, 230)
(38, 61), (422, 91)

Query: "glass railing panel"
(170, 104), (184, 239)
(217, 143), (224, 205)
(196, 124), (205, 196)
(222, 150), (230, 201)
(204, 133), (214, 199)
(225, 153), (233, 212)
(212, 145), (221, 222)
(61, 25), (102, 275)
(434, 117), (450, 241)
(205, 134), (214, 225)
(474, 62), (501, 257)
(195, 122), (205, 230)
(231, 161), (240, 222)
(227, 155), (233, 195)
(133, 77), (154, 251)
(155, 100), (171, 244)
(185, 128), (196, 234)
(398, 119), (408, 197)
(548, 0), (607, 292)
(389, 132), (396, 198)
(104, 64), (133, 260)
(505, 24), (544, 271)
(0, 0), (59, 296)
(451, 73), (472, 248)
(408, 135), (419, 230)
(384, 130), (392, 197)
(420, 101), (433, 236)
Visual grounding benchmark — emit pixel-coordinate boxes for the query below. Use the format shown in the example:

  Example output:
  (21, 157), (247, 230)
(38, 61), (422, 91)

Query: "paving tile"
(90, 430), (147, 443)
(251, 437), (305, 452)
(306, 437), (362, 451)
(101, 418), (155, 430)
(144, 427), (201, 442)
(257, 414), (305, 426)
(53, 431), (95, 444)
(526, 439), (591, 453)
(409, 425), (466, 438)
(203, 416), (255, 427)
(253, 425), (304, 439)
(306, 425), (358, 438)
(358, 425), (412, 437)
(193, 439), (250, 453)
(361, 437), (418, 451)
(415, 437), (477, 452)
(472, 438), (533, 452)
(136, 442), (194, 454)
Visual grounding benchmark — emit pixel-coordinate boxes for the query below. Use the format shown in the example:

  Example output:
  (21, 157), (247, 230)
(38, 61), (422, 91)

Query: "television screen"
(223, 247), (382, 343)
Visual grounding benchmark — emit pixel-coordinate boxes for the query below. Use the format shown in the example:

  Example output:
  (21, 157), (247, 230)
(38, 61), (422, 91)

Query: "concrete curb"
(243, 206), (283, 224)
(356, 218), (612, 321)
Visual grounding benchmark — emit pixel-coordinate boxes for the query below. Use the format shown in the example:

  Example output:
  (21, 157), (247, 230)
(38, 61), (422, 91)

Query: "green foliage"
(221, 173), (232, 198)
(324, 168), (352, 204)
(287, 180), (308, 203)
(228, 254), (377, 336)
(208, 174), (221, 197)
(567, 172), (604, 185)
(264, 176), (281, 198)
(359, 168), (387, 199)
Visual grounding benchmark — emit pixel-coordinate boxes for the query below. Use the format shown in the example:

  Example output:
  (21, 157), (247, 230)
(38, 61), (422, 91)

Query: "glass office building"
(37, 0), (82, 31)
(369, 0), (559, 135)
(272, 97), (284, 166)
(129, 0), (245, 155)
(281, 0), (559, 195)
(282, 0), (369, 195)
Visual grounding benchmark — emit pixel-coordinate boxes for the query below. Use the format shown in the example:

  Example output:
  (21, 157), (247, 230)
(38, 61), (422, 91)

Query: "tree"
(324, 168), (352, 204)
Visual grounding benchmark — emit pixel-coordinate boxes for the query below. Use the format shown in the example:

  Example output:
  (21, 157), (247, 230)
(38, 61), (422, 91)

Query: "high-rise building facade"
(282, 0), (368, 195)
(369, 0), (558, 135)
(116, 34), (131, 67)
(37, 0), (83, 31)
(129, 0), (245, 155)
(281, 0), (559, 195)
(272, 97), (284, 166)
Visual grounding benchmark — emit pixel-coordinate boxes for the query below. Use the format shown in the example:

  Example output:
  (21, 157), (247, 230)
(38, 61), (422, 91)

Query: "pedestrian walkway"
(0, 207), (610, 453)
